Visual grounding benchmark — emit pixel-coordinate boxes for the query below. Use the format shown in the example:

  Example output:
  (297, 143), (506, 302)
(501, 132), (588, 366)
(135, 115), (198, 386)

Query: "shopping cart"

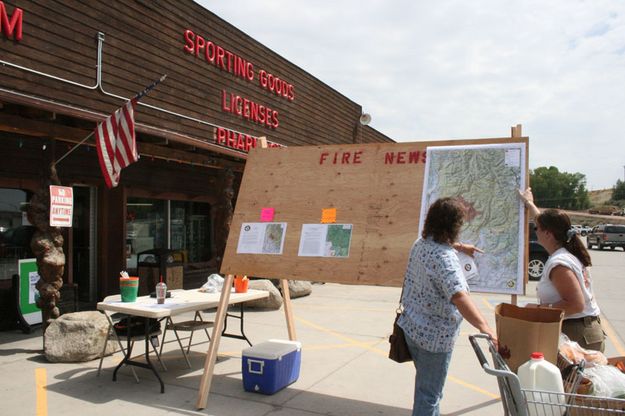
(469, 333), (625, 415)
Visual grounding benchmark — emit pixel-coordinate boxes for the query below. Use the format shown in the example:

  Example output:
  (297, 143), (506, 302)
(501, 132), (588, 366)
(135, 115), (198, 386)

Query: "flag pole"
(52, 74), (167, 167)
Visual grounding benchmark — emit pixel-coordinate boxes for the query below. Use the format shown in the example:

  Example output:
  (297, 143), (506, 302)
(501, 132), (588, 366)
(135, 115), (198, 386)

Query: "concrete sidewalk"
(0, 282), (621, 416)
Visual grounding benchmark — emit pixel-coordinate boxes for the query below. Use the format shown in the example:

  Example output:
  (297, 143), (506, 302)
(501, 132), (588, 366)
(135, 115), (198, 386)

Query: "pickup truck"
(588, 206), (620, 215)
(587, 224), (625, 251)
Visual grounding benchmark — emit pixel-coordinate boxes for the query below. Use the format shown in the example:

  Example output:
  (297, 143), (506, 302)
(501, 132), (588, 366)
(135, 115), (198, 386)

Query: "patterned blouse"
(397, 237), (469, 353)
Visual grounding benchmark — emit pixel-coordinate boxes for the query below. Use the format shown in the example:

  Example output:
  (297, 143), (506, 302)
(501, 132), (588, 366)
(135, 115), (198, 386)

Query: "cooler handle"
(247, 359), (264, 375)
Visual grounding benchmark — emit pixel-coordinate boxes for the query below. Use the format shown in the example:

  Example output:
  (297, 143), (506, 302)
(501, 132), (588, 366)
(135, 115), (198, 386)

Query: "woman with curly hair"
(519, 188), (605, 352)
(397, 197), (497, 416)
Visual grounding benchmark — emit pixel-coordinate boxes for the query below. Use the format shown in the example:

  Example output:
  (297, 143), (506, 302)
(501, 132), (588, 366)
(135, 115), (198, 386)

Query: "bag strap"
(397, 278), (406, 314)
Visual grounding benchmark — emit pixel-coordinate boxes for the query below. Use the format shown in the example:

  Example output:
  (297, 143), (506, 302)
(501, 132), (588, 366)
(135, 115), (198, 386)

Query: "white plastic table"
(97, 288), (269, 392)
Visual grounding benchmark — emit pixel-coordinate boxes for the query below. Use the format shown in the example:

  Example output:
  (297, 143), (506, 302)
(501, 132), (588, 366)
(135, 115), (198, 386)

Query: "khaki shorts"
(562, 316), (606, 353)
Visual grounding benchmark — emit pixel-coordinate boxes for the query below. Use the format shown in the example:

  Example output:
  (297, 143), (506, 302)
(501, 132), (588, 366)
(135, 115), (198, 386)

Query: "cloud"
(201, 0), (625, 189)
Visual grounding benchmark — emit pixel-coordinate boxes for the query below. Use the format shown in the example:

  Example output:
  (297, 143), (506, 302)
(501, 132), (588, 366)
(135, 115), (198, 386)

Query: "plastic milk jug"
(517, 352), (565, 416)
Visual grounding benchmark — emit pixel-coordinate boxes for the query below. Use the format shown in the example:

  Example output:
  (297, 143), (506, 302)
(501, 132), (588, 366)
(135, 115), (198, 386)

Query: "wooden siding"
(0, 0), (393, 151)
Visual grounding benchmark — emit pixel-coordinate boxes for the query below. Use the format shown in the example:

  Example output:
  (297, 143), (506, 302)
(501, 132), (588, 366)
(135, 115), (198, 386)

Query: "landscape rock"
(44, 311), (116, 362)
(246, 279), (283, 310)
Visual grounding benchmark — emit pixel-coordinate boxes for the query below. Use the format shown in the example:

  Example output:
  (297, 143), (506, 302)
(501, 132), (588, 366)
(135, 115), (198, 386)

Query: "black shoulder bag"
(388, 285), (412, 363)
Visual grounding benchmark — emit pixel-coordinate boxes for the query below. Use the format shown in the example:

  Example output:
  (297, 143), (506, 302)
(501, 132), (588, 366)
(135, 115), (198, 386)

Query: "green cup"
(120, 277), (139, 302)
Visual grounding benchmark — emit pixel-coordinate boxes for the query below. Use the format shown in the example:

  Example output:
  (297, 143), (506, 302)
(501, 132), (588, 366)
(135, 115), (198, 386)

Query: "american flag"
(95, 75), (166, 189)
(95, 98), (138, 188)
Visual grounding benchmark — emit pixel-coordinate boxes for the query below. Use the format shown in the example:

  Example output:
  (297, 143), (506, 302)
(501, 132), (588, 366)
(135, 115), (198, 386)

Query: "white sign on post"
(49, 185), (74, 227)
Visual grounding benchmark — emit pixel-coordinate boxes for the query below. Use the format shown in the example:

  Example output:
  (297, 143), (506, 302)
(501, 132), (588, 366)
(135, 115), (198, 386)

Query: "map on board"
(419, 143), (527, 294)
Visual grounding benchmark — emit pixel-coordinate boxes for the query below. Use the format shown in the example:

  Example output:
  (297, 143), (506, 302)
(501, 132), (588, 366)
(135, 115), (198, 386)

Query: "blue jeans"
(405, 335), (453, 416)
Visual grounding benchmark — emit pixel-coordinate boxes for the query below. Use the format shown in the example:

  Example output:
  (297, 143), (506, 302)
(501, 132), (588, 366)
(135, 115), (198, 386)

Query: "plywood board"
(221, 137), (528, 287)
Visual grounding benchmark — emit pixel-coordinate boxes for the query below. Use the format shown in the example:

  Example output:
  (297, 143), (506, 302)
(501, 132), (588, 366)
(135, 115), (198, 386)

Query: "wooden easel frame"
(196, 137), (297, 409)
(196, 126), (528, 408)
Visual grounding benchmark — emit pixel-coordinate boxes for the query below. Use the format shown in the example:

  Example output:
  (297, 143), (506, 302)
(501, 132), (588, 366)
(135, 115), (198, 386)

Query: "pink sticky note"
(260, 208), (275, 222)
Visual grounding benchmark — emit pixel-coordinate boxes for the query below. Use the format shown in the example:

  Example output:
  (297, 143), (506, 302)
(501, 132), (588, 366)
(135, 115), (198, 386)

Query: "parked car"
(587, 224), (625, 251)
(571, 224), (592, 236)
(528, 222), (549, 281)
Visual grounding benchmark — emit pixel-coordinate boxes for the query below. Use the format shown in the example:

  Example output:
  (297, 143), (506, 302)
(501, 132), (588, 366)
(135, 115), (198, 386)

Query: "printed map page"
(420, 143), (527, 294)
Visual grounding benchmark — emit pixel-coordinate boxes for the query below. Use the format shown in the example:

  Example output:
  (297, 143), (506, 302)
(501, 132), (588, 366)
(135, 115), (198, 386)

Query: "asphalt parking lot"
(1, 244), (624, 416)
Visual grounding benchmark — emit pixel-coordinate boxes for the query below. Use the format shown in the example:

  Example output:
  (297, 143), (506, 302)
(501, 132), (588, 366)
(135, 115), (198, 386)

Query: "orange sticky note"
(321, 208), (337, 223)
(260, 207), (274, 222)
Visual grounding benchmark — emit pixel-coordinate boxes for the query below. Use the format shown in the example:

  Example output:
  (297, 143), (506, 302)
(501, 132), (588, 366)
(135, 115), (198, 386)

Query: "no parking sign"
(49, 185), (73, 227)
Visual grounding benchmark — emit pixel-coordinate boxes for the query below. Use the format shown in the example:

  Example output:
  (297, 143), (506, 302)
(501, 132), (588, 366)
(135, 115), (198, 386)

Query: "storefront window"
(126, 198), (166, 272)
(171, 201), (211, 263)
(0, 188), (34, 280)
(126, 198), (212, 272)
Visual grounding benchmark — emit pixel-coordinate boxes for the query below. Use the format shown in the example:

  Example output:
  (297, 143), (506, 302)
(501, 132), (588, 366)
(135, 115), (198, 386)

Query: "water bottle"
(518, 352), (565, 416)
(156, 275), (167, 304)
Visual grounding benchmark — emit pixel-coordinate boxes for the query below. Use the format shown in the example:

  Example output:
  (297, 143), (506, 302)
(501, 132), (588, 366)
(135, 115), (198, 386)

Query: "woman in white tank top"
(519, 188), (605, 352)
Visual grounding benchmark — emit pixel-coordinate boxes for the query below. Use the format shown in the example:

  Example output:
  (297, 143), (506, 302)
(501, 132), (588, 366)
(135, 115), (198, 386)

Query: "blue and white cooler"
(242, 339), (302, 394)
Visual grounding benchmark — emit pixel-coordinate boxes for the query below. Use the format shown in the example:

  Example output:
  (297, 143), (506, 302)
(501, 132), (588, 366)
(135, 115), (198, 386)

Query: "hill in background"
(588, 188), (613, 206)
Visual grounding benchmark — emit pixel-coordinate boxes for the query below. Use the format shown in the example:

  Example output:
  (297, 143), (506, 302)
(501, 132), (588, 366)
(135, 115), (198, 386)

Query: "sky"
(201, 1), (625, 190)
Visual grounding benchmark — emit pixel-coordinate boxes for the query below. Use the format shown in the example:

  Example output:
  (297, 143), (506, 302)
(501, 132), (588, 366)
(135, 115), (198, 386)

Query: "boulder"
(44, 311), (116, 362)
(287, 280), (312, 299)
(246, 279), (283, 310)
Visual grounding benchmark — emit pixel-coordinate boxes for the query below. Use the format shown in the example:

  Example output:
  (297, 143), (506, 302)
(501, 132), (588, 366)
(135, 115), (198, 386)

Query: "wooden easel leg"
(512, 123), (523, 306)
(196, 274), (234, 409)
(280, 279), (297, 340)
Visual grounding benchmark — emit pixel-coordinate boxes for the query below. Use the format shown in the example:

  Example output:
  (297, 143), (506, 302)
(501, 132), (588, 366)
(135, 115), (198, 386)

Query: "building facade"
(0, 0), (393, 309)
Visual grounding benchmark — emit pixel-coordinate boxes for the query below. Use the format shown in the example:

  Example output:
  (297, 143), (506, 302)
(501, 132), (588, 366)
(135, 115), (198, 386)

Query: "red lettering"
(234, 55), (245, 77)
(246, 62), (254, 81)
(408, 151), (420, 163)
(396, 152), (406, 164)
(333, 153), (338, 164)
(245, 136), (254, 152)
(183, 29), (195, 54)
(353, 151), (362, 164)
(0, 2), (23, 41)
(288, 85), (295, 101)
(234, 95), (243, 115)
(224, 50), (234, 71)
(265, 107), (272, 127)
(271, 110), (279, 128)
(342, 152), (351, 163)
(216, 46), (225, 69)
(242, 98), (250, 118)
(250, 101), (258, 122)
(258, 70), (267, 88)
(422, 150), (427, 163)
(320, 152), (329, 164)
(236, 134), (244, 150)
(384, 152), (395, 164)
(216, 127), (227, 145)
(221, 90), (229, 111)
(205, 41), (215, 62)
(226, 130), (237, 148)
(194, 35), (205, 58)
(275, 78), (282, 95)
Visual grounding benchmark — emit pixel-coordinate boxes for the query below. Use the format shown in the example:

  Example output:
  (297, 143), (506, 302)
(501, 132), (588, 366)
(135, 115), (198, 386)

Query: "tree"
(530, 166), (590, 210)
(612, 179), (625, 203)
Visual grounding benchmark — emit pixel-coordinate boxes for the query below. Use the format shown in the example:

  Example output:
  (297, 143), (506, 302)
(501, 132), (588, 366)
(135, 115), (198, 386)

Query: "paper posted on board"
(456, 251), (479, 281)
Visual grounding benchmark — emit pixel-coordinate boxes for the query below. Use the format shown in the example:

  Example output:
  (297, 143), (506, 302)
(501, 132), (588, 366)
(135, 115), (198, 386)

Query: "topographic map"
(420, 143), (527, 294)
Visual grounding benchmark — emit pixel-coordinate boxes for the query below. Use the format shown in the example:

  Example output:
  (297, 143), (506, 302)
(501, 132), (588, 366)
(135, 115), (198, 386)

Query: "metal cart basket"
(469, 333), (625, 415)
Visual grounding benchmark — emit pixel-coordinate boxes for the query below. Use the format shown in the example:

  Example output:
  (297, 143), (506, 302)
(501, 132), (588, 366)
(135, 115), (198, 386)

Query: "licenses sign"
(49, 185), (73, 227)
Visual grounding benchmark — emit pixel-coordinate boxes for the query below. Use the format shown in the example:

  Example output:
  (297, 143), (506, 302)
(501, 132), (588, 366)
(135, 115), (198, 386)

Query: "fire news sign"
(49, 186), (73, 227)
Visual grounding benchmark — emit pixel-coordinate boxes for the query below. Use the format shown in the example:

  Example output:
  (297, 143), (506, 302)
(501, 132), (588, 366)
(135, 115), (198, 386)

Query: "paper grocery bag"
(495, 303), (564, 373)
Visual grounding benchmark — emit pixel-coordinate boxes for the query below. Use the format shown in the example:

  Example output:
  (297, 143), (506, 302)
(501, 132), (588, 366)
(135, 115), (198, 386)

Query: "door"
(72, 186), (97, 303)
